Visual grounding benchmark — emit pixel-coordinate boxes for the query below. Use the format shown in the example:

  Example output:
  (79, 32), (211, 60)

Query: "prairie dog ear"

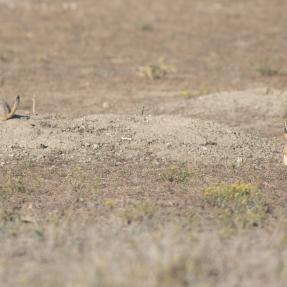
(284, 122), (287, 140)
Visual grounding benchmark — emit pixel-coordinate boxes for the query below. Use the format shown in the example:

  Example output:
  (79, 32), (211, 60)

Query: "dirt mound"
(0, 113), (281, 167)
(156, 88), (287, 137)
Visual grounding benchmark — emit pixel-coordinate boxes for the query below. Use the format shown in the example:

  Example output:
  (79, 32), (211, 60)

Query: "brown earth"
(1, 1), (287, 287)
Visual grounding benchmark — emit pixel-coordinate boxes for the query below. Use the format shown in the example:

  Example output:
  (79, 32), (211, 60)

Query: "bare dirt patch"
(157, 88), (287, 137)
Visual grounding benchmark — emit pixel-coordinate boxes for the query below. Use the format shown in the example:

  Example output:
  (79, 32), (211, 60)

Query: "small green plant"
(179, 89), (191, 98)
(0, 175), (27, 194)
(140, 23), (154, 32)
(138, 57), (175, 80)
(34, 229), (45, 241)
(0, 209), (20, 223)
(120, 202), (157, 224)
(161, 164), (194, 183)
(104, 198), (117, 210)
(179, 87), (211, 99)
(203, 183), (270, 228)
(258, 66), (279, 77)
(66, 167), (93, 193)
(0, 171), (43, 199)
(257, 61), (287, 77)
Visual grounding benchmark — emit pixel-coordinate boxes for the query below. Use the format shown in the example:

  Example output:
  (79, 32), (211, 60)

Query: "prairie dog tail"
(0, 96), (20, 121)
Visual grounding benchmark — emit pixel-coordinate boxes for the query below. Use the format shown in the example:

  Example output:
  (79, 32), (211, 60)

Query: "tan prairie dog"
(0, 96), (20, 121)
(284, 123), (287, 165)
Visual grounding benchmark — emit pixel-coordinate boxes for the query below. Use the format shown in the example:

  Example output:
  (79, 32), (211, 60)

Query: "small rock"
(40, 144), (48, 149)
(93, 144), (99, 150)
(235, 157), (243, 167)
(102, 102), (110, 109)
(121, 137), (132, 141)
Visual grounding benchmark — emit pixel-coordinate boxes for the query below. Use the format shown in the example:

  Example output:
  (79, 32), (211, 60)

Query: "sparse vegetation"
(179, 87), (213, 98)
(0, 173), (29, 195)
(120, 202), (157, 224)
(103, 198), (118, 209)
(258, 66), (280, 77)
(160, 164), (195, 183)
(179, 89), (191, 98)
(138, 57), (175, 80)
(3, 177), (27, 194)
(140, 23), (154, 32)
(258, 64), (287, 77)
(0, 209), (20, 223)
(203, 183), (270, 228)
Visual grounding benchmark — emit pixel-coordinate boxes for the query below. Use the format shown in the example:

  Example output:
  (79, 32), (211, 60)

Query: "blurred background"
(0, 0), (286, 116)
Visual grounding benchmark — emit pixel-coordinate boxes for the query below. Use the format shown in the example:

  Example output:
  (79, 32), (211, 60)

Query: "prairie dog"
(284, 123), (287, 165)
(0, 96), (20, 121)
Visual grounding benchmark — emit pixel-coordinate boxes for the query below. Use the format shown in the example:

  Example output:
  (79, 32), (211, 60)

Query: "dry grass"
(0, 166), (286, 287)
(0, 123), (284, 287)
(1, 211), (287, 287)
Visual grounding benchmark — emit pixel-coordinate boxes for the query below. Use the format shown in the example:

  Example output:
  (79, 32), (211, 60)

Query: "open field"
(1, 1), (287, 286)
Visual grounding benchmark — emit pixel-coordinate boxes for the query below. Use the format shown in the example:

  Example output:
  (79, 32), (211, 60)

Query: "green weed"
(258, 66), (280, 77)
(104, 198), (118, 210)
(138, 57), (175, 80)
(120, 202), (157, 224)
(0, 174), (28, 194)
(179, 87), (212, 99)
(161, 164), (195, 183)
(140, 23), (154, 32)
(203, 183), (270, 228)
